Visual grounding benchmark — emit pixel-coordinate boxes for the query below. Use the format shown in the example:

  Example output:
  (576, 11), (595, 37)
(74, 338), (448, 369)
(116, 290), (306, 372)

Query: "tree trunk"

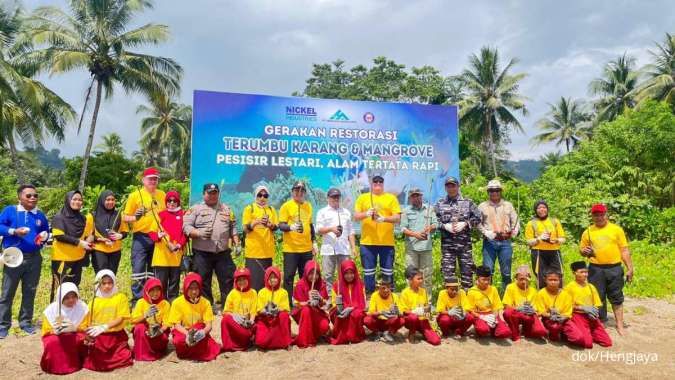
(7, 133), (26, 184)
(486, 113), (498, 178)
(78, 79), (103, 191)
(565, 139), (570, 153)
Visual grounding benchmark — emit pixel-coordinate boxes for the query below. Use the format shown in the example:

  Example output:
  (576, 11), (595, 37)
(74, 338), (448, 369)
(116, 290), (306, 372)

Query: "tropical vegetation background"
(0, 1), (672, 317)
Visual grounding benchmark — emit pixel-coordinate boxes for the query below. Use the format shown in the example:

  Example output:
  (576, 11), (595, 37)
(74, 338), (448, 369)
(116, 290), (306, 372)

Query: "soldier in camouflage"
(434, 176), (482, 290)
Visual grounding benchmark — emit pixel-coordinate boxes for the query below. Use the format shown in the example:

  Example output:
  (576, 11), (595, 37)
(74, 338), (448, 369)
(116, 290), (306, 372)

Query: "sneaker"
(0, 329), (8, 339)
(21, 325), (36, 335)
(381, 331), (395, 343)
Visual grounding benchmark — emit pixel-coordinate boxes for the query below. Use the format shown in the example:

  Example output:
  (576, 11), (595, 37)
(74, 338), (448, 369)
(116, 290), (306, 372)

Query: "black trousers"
(193, 249), (235, 306)
(50, 259), (84, 302)
(530, 249), (564, 289)
(283, 252), (313, 306)
(91, 250), (121, 275)
(153, 266), (181, 301)
(245, 258), (273, 291)
(589, 263), (624, 321)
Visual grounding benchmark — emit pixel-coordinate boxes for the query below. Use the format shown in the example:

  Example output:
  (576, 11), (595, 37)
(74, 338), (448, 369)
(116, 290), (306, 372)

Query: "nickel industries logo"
(286, 106), (317, 121)
(363, 112), (375, 123)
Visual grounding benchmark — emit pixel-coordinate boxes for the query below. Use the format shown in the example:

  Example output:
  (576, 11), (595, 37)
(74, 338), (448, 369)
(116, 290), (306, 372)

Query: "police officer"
(183, 183), (241, 310)
(434, 176), (482, 290)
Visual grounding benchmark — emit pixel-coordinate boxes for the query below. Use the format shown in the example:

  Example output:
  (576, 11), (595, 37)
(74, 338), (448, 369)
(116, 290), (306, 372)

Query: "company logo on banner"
(190, 90), (459, 231)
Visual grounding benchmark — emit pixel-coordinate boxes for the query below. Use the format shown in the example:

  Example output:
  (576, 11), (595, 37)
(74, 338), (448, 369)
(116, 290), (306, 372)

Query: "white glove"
(366, 208), (377, 217)
(442, 223), (454, 233)
(413, 307), (425, 316)
(479, 314), (497, 328)
(375, 215), (385, 223)
(312, 242), (319, 253)
(232, 314), (247, 326)
(193, 329), (206, 343)
(145, 305), (159, 319)
(484, 230), (496, 240)
(86, 324), (108, 337)
(453, 222), (467, 233)
(38, 231), (49, 240)
(55, 318), (75, 334)
(78, 240), (92, 250)
(289, 223), (300, 232)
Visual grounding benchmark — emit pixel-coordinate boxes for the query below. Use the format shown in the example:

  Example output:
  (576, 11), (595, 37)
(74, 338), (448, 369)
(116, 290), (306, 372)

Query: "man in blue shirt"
(0, 184), (50, 337)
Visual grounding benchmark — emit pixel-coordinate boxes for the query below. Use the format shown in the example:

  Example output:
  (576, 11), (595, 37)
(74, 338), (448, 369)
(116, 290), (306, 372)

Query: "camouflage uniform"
(434, 195), (482, 290)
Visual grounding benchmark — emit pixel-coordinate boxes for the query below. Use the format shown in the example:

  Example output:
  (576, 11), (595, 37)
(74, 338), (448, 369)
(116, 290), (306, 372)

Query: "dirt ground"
(0, 297), (673, 380)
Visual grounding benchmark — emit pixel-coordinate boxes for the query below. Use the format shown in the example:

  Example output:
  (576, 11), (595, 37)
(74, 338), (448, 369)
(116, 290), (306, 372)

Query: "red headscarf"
(293, 260), (328, 302)
(165, 190), (182, 209)
(264, 266), (282, 291)
(333, 259), (366, 309)
(183, 272), (203, 303)
(143, 277), (165, 305)
(234, 268), (252, 292)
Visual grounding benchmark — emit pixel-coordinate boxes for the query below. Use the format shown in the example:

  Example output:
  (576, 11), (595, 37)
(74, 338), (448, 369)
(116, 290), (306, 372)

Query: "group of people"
(0, 167), (635, 374)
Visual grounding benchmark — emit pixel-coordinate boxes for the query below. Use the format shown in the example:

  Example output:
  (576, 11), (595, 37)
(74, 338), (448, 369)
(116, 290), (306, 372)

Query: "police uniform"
(183, 184), (238, 307)
(434, 178), (482, 290)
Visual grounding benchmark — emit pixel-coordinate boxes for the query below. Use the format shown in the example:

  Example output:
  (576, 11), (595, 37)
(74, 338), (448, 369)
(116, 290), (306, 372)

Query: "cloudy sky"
(20, 0), (674, 160)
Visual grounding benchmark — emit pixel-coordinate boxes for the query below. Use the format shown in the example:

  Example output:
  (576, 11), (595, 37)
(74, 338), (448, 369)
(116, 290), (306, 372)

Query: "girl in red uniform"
(329, 259), (366, 345)
(254, 266), (292, 350)
(131, 278), (171, 361)
(292, 260), (330, 348)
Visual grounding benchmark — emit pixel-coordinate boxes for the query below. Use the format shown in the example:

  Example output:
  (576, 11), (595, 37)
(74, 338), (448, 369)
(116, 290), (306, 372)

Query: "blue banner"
(190, 90), (458, 224)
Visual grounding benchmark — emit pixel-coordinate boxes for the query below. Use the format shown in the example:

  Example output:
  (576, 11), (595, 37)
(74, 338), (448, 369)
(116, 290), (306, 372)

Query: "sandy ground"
(0, 297), (673, 380)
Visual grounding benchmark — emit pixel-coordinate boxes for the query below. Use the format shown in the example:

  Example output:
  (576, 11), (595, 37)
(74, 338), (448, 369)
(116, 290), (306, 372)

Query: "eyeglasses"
(167, 199), (179, 203)
(488, 189), (501, 193)
(25, 193), (39, 199)
(372, 180), (384, 184)
(292, 188), (307, 193)
(257, 193), (269, 198)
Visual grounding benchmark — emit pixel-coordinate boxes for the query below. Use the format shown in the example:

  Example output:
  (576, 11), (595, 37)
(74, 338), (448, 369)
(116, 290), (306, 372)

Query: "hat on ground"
(570, 261), (587, 272)
(143, 167), (159, 178)
(444, 176), (459, 185)
(203, 183), (219, 193)
(590, 203), (607, 214)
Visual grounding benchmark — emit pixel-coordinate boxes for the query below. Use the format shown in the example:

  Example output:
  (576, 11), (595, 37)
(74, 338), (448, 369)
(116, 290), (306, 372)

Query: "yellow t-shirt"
(533, 288), (573, 318)
(123, 188), (166, 234)
(242, 203), (279, 259)
(564, 281), (602, 308)
(436, 289), (469, 312)
(223, 289), (258, 317)
(51, 217), (94, 262)
(278, 200), (313, 253)
(355, 192), (401, 246)
(502, 283), (537, 307)
(83, 293), (130, 332)
(398, 287), (429, 319)
(131, 298), (171, 327)
(151, 235), (185, 267)
(256, 288), (290, 313)
(367, 292), (399, 316)
(167, 296), (214, 328)
(465, 285), (503, 313)
(525, 217), (565, 250)
(85, 213), (129, 253)
(580, 222), (628, 265)
(40, 314), (87, 336)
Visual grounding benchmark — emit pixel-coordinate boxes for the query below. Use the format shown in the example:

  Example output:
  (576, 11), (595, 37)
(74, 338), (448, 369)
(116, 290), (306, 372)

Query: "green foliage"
(64, 153), (144, 196)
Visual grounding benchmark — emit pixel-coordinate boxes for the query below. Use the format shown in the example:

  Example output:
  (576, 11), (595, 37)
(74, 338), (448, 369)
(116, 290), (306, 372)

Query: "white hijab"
(95, 269), (119, 298)
(254, 185), (270, 205)
(43, 282), (88, 328)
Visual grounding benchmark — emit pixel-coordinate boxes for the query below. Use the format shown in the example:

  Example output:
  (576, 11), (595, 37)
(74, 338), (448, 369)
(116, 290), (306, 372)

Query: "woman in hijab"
(292, 260), (330, 348)
(131, 277), (171, 361)
(82, 270), (133, 371)
(40, 282), (88, 375)
(524, 200), (566, 288)
(51, 191), (94, 300)
(254, 266), (292, 350)
(166, 272), (221, 361)
(242, 184), (278, 290)
(87, 190), (128, 274)
(329, 259), (366, 345)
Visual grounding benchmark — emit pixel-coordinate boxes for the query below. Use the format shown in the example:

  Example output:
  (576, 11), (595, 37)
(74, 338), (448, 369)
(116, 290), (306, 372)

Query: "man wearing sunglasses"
(354, 174), (401, 294)
(278, 181), (318, 304)
(477, 179), (519, 292)
(0, 184), (50, 338)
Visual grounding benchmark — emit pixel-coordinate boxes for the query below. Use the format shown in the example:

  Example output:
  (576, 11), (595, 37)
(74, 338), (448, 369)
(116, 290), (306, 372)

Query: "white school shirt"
(315, 206), (353, 256)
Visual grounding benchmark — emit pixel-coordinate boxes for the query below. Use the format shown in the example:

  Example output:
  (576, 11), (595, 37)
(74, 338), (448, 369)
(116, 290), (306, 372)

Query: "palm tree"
(540, 151), (563, 172)
(95, 132), (125, 155)
(22, 0), (182, 190)
(0, 5), (75, 183)
(589, 53), (638, 123)
(531, 97), (591, 152)
(459, 46), (528, 178)
(633, 33), (675, 108)
(137, 92), (191, 177)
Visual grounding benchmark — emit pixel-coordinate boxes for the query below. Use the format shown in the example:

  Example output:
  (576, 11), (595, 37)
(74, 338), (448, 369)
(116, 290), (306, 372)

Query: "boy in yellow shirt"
(436, 277), (474, 337)
(221, 268), (257, 352)
(398, 266), (440, 345)
(565, 261), (612, 348)
(363, 276), (403, 343)
(502, 265), (547, 341)
(533, 271), (585, 347)
(464, 265), (511, 339)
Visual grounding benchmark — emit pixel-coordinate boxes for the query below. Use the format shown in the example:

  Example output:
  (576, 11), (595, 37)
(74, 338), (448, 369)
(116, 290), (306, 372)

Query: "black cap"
(445, 176), (459, 185)
(203, 183), (219, 193)
(292, 181), (306, 190)
(475, 265), (492, 277)
(405, 265), (420, 280)
(327, 188), (341, 197)
(408, 187), (423, 196)
(371, 173), (384, 182)
(570, 261), (587, 272)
